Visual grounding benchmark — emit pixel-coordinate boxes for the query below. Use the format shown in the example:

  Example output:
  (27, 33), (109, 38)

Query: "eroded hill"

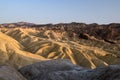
(0, 22), (120, 69)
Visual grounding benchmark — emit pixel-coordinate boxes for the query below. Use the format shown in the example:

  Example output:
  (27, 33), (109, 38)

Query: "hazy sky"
(0, 0), (120, 24)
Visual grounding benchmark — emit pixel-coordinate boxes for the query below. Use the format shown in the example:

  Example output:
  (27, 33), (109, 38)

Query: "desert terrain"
(0, 22), (120, 80)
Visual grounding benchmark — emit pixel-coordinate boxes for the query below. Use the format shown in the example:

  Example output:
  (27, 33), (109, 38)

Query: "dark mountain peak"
(0, 22), (36, 27)
(16, 22), (35, 26)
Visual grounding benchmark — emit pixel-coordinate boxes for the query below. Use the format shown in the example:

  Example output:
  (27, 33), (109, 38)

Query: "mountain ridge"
(0, 22), (119, 44)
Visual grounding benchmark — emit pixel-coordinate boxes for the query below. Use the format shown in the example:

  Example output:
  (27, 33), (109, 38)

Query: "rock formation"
(19, 59), (120, 80)
(0, 65), (27, 80)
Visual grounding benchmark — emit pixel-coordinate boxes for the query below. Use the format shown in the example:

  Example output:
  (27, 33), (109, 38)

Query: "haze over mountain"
(0, 22), (120, 80)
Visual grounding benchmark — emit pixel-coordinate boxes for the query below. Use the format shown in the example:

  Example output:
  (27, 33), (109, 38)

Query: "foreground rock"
(19, 59), (82, 80)
(49, 65), (120, 80)
(19, 59), (120, 80)
(0, 65), (26, 80)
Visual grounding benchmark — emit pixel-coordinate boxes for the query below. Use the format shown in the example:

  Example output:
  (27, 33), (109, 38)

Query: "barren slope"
(0, 27), (120, 68)
(0, 31), (46, 69)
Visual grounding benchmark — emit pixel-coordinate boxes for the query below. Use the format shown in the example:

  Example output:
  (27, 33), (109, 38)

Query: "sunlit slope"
(0, 31), (46, 69)
(1, 28), (120, 68)
(25, 39), (120, 68)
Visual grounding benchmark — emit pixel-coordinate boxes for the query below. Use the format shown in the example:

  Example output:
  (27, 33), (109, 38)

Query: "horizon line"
(0, 21), (120, 25)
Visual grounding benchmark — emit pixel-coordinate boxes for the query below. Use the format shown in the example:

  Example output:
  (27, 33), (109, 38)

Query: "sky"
(0, 0), (120, 24)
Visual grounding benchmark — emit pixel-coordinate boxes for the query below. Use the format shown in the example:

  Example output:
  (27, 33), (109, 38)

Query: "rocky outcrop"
(19, 59), (83, 80)
(48, 65), (120, 80)
(0, 59), (119, 80)
(0, 65), (27, 80)
(19, 59), (120, 80)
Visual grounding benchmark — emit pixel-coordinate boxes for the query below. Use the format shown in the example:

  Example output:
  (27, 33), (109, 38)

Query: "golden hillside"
(0, 27), (120, 69)
(0, 30), (46, 69)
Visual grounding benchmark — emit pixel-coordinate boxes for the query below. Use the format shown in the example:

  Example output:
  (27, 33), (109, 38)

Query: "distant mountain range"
(1, 22), (119, 44)
(0, 22), (36, 27)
